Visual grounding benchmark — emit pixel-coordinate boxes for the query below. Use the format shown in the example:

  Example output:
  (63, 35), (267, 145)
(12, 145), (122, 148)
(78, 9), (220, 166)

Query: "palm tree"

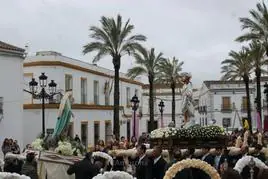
(157, 57), (184, 124)
(221, 48), (253, 132)
(83, 15), (146, 138)
(236, 1), (268, 55)
(127, 48), (164, 132)
(246, 41), (268, 125)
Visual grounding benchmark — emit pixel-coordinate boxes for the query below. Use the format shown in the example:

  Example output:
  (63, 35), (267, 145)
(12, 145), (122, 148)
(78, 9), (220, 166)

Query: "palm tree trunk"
(149, 76), (154, 132)
(113, 57), (120, 139)
(256, 67), (262, 129)
(171, 84), (176, 124)
(244, 75), (252, 133)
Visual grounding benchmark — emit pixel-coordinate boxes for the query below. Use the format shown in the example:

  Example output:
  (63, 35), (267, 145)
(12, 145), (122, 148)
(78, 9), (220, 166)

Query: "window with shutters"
(65, 75), (73, 91)
(94, 122), (100, 145)
(241, 96), (247, 112)
(93, 80), (99, 105)
(126, 87), (131, 106)
(221, 96), (232, 112)
(81, 78), (87, 104)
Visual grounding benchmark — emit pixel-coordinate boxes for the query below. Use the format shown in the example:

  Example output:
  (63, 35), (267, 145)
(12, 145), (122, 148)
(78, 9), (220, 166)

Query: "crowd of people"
(1, 129), (268, 179)
(1, 138), (21, 156)
(67, 129), (268, 179)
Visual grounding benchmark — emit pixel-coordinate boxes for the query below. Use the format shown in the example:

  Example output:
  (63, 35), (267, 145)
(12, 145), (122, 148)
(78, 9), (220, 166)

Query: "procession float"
(150, 73), (228, 149)
(1, 92), (85, 179)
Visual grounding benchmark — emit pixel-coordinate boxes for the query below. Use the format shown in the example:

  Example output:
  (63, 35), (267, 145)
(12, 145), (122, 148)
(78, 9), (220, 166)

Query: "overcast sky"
(0, 0), (258, 87)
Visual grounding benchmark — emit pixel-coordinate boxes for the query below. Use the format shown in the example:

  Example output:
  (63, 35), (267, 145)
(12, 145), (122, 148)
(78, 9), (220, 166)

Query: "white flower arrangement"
(150, 125), (225, 139)
(0, 172), (30, 179)
(72, 148), (82, 157)
(164, 159), (221, 179)
(92, 171), (134, 179)
(55, 141), (73, 156)
(150, 127), (177, 138)
(92, 152), (114, 166)
(31, 138), (44, 151)
(234, 156), (268, 174)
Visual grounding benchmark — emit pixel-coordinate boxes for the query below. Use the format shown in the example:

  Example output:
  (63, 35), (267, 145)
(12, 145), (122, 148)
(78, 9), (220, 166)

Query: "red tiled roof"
(0, 41), (25, 52)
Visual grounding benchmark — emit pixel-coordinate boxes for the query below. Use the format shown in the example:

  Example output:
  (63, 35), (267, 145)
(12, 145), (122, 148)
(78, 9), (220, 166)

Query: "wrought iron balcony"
(221, 104), (232, 113)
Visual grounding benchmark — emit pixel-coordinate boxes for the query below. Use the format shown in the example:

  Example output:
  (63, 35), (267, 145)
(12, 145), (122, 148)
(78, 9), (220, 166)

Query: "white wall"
(23, 108), (119, 146)
(23, 53), (142, 145)
(0, 53), (24, 148)
(198, 82), (256, 131)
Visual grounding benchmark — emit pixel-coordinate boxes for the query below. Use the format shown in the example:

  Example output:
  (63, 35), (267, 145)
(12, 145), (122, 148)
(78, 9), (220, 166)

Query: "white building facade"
(23, 51), (143, 146)
(0, 41), (25, 148)
(198, 81), (256, 131)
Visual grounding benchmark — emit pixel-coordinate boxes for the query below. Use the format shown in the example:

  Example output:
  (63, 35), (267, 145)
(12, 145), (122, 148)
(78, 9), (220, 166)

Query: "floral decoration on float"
(31, 138), (44, 151)
(92, 171), (134, 179)
(92, 151), (114, 166)
(0, 172), (30, 179)
(234, 156), (268, 174)
(55, 141), (74, 156)
(163, 159), (221, 179)
(150, 125), (225, 139)
(150, 125), (227, 149)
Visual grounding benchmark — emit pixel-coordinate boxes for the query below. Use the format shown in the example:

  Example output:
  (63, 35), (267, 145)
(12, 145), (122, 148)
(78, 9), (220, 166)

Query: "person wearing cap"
(67, 152), (98, 179)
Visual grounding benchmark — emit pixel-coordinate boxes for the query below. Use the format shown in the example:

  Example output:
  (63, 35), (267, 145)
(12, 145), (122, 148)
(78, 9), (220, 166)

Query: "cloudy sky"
(0, 0), (258, 87)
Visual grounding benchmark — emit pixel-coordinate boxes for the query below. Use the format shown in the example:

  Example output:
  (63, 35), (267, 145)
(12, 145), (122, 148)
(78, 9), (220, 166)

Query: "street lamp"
(131, 94), (139, 139)
(158, 100), (165, 127)
(26, 73), (58, 137)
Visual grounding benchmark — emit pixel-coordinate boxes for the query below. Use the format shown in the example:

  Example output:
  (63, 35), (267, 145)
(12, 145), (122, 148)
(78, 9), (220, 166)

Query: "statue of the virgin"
(181, 72), (195, 128)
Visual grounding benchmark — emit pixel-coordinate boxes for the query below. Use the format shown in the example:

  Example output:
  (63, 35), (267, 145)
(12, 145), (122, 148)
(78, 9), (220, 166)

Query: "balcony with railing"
(221, 104), (232, 113)
(240, 103), (253, 113)
(198, 106), (207, 114)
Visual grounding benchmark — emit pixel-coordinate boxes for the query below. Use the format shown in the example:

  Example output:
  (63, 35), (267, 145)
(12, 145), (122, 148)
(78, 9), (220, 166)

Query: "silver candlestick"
(248, 157), (256, 179)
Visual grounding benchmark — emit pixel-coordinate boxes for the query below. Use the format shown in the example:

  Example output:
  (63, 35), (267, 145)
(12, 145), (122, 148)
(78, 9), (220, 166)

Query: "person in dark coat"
(4, 158), (23, 174)
(135, 144), (152, 179)
(214, 147), (229, 174)
(201, 146), (214, 166)
(67, 152), (98, 179)
(21, 152), (38, 179)
(198, 146), (214, 179)
(151, 146), (167, 179)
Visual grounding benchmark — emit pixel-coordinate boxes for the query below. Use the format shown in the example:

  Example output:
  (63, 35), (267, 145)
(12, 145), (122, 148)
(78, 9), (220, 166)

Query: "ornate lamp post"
(131, 94), (139, 138)
(26, 73), (58, 137)
(158, 100), (165, 127)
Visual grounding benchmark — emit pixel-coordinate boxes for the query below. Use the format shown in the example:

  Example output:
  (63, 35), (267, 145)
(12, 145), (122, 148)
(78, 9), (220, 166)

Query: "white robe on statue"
(181, 82), (195, 127)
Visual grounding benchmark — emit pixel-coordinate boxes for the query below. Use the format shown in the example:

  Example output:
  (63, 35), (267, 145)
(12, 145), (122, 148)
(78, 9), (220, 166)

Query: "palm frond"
(83, 14), (146, 63)
(126, 66), (147, 79)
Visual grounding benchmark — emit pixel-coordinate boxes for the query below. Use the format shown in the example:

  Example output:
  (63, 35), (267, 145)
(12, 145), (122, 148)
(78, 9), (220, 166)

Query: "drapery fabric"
(38, 160), (75, 179)
(52, 92), (72, 138)
(255, 112), (262, 132)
